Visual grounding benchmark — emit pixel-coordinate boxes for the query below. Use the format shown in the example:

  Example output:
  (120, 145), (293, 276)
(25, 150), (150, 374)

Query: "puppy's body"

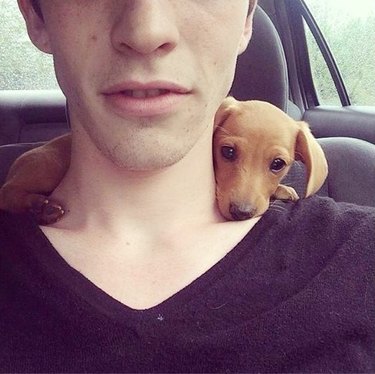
(0, 99), (327, 223)
(213, 98), (328, 220)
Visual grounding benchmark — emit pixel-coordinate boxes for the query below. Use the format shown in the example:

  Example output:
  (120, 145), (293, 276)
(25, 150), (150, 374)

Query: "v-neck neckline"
(19, 207), (281, 323)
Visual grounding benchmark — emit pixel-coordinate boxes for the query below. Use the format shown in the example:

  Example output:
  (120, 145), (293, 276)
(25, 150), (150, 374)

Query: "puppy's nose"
(229, 203), (256, 221)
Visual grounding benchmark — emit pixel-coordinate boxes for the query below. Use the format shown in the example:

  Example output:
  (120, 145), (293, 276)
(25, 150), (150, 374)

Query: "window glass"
(0, 0), (59, 90)
(304, 20), (341, 106)
(304, 0), (375, 106)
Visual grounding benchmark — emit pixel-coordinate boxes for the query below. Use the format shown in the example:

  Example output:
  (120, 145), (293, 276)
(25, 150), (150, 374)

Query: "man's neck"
(49, 125), (222, 234)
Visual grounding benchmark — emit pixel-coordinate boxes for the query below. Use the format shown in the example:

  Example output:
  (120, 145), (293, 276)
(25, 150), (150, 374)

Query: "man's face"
(20, 0), (255, 170)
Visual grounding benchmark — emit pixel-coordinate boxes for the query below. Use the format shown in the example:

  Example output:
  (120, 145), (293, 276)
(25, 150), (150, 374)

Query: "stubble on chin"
(86, 127), (195, 171)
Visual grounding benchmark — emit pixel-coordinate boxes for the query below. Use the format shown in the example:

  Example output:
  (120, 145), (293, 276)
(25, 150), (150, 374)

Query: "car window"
(304, 0), (375, 106)
(0, 0), (59, 90)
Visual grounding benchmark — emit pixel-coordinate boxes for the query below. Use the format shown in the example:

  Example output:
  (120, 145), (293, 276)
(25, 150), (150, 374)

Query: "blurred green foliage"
(305, 0), (375, 106)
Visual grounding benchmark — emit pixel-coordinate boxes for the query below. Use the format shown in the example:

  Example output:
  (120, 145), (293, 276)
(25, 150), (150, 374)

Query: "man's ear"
(238, 0), (257, 55)
(17, 0), (52, 54)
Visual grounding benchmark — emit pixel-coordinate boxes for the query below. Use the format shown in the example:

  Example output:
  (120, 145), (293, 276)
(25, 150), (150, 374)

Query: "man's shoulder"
(280, 195), (375, 230)
(0, 209), (13, 230)
(0, 209), (34, 240)
(258, 196), (375, 266)
(0, 209), (20, 227)
(294, 196), (374, 241)
(276, 196), (375, 268)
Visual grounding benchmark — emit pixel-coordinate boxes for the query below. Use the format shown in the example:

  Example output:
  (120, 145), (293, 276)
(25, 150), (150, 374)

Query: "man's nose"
(111, 0), (179, 56)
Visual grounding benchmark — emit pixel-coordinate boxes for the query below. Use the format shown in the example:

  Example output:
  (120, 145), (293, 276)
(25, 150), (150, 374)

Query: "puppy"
(0, 98), (328, 224)
(213, 97), (328, 220)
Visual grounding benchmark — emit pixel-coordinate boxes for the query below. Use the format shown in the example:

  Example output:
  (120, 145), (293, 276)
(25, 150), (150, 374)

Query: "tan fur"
(213, 97), (328, 220)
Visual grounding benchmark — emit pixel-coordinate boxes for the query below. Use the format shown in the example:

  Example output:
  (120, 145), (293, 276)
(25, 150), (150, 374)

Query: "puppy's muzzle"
(229, 202), (256, 221)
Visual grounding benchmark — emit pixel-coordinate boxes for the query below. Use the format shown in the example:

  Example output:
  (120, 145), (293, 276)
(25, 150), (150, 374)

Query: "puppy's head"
(213, 98), (328, 221)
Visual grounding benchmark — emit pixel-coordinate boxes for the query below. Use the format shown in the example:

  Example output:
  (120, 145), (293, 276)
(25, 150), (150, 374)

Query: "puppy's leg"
(0, 185), (64, 224)
(0, 134), (71, 224)
(273, 184), (299, 201)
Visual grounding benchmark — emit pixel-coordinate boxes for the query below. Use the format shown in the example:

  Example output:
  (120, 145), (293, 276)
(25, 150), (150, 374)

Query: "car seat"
(1, 5), (375, 208)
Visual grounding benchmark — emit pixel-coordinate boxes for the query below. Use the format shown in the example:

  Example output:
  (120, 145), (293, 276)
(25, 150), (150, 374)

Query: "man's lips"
(120, 88), (170, 99)
(102, 80), (191, 95)
(102, 81), (191, 117)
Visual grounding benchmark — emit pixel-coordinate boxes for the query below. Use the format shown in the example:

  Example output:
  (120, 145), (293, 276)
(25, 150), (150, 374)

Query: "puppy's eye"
(270, 158), (286, 172)
(221, 146), (237, 161)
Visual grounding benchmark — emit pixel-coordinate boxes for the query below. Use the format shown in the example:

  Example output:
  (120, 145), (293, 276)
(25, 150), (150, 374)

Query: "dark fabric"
(0, 196), (374, 373)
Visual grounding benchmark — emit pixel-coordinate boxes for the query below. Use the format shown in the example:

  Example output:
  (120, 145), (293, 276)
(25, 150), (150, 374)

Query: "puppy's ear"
(214, 97), (238, 130)
(295, 121), (328, 197)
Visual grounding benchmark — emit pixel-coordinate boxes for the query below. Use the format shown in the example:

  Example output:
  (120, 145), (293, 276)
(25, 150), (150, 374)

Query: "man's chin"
(99, 142), (189, 172)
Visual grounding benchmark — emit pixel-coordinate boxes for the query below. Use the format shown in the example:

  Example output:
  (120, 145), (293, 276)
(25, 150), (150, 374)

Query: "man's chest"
(39, 218), (258, 310)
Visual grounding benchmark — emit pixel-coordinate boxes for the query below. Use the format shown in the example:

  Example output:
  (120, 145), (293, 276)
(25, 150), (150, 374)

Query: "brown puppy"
(0, 98), (328, 224)
(213, 97), (328, 220)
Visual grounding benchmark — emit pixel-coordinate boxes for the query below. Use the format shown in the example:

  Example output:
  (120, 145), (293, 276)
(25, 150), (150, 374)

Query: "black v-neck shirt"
(1, 196), (374, 373)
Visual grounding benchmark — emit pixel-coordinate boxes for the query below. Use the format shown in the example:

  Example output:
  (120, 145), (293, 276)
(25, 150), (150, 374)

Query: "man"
(0, 0), (374, 372)
(20, 0), (259, 309)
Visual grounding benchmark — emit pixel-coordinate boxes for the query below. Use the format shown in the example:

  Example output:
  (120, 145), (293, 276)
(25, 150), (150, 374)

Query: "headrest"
(231, 6), (289, 112)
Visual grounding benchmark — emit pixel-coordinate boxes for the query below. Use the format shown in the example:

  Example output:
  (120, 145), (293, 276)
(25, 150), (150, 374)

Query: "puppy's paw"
(273, 185), (299, 202)
(29, 197), (65, 225)
(29, 195), (50, 214)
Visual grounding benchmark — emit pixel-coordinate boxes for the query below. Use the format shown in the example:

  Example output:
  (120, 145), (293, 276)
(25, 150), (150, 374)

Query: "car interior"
(1, 0), (375, 208)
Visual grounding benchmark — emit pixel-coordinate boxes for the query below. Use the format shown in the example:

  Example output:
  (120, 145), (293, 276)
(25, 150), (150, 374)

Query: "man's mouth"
(103, 80), (190, 96)
(121, 89), (170, 98)
(102, 82), (191, 117)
